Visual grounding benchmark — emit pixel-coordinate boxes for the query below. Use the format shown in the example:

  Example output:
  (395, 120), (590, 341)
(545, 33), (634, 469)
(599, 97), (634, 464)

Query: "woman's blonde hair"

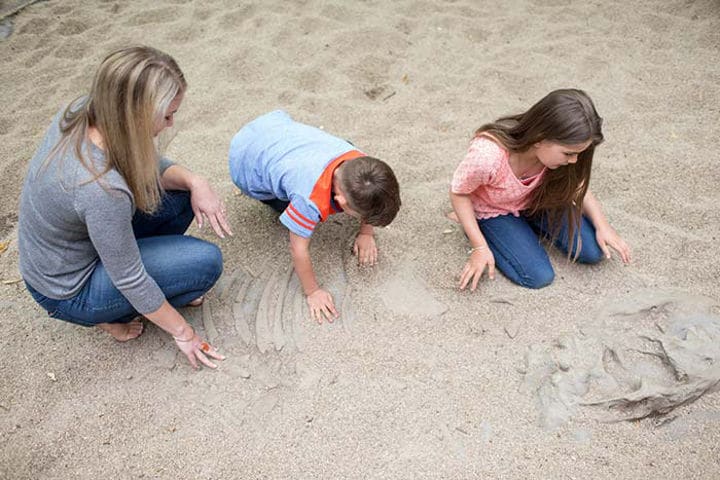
(475, 89), (604, 258)
(51, 46), (186, 213)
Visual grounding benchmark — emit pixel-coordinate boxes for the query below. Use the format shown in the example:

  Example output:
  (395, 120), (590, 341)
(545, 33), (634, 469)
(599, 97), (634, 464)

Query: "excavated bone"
(254, 266), (278, 354)
(202, 301), (219, 345)
(272, 266), (293, 352)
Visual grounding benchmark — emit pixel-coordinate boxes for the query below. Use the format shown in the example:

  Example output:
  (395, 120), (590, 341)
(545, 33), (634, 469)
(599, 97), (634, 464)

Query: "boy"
(229, 110), (401, 324)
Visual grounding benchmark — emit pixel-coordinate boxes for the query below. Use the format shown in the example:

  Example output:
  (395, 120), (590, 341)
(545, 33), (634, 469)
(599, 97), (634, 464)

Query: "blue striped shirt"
(229, 110), (363, 238)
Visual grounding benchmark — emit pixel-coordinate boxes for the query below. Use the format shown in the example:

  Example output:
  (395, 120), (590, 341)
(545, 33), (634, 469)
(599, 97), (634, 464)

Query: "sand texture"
(1, 0), (720, 478)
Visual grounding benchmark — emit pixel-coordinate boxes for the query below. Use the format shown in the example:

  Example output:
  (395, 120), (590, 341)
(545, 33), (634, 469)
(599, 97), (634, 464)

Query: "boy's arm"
(582, 189), (631, 263)
(354, 222), (377, 266)
(289, 232), (339, 323)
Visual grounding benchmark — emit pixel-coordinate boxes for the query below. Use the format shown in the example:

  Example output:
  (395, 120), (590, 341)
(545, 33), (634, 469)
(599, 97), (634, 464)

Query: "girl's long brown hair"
(475, 89), (604, 258)
(46, 46), (186, 213)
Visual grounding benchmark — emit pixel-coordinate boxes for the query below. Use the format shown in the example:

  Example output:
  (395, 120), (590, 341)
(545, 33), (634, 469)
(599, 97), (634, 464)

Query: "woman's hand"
(174, 329), (226, 369)
(459, 247), (495, 291)
(353, 232), (378, 266)
(306, 288), (339, 324)
(189, 177), (233, 238)
(595, 226), (631, 264)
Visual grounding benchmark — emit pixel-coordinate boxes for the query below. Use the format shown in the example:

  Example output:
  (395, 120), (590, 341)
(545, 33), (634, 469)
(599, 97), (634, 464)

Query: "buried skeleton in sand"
(17, 46), (229, 370)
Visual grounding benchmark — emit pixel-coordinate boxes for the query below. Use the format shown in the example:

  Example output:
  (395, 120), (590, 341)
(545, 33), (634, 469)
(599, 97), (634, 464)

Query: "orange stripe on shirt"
(288, 203), (317, 225)
(309, 149), (365, 221)
(286, 204), (316, 231)
(286, 208), (315, 231)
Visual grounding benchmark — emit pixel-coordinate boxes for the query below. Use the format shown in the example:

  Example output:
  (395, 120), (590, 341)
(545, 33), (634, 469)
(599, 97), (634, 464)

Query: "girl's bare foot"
(446, 211), (460, 223)
(187, 296), (204, 307)
(97, 318), (144, 342)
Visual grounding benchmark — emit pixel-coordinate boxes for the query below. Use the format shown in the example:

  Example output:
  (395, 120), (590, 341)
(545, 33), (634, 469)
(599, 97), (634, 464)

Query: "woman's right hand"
(459, 248), (496, 291)
(174, 331), (225, 369)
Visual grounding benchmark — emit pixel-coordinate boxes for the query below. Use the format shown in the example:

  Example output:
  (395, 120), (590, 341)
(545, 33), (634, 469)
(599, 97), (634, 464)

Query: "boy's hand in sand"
(174, 330), (226, 370)
(595, 226), (631, 264)
(353, 232), (378, 266)
(459, 248), (496, 291)
(307, 288), (339, 324)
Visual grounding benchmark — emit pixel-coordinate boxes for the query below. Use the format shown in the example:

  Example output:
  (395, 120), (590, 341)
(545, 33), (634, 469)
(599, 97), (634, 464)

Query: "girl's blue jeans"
(26, 191), (223, 326)
(478, 213), (604, 289)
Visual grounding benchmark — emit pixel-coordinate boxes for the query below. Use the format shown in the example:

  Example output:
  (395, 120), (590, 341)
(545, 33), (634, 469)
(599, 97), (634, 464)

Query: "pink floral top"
(451, 135), (546, 219)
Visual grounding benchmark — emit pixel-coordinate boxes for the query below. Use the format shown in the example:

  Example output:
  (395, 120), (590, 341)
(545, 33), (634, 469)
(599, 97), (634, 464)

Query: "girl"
(449, 88), (630, 291)
(18, 46), (231, 369)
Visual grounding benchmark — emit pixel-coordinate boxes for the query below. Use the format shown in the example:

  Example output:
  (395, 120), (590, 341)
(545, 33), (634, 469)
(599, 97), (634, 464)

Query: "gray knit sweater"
(19, 103), (174, 314)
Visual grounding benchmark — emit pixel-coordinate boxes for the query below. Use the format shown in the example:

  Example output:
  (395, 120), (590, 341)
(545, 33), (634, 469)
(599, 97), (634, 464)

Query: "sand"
(1, 0), (719, 478)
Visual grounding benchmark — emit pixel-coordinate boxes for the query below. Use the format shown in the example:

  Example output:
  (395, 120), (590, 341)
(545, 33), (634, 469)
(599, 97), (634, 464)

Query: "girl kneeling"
(450, 89), (631, 291)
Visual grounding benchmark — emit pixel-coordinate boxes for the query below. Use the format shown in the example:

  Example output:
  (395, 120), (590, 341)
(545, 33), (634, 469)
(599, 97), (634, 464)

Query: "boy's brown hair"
(340, 156), (400, 226)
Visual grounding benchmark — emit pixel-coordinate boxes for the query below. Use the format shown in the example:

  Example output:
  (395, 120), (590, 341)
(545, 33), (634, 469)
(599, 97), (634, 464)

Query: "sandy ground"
(1, 0), (719, 478)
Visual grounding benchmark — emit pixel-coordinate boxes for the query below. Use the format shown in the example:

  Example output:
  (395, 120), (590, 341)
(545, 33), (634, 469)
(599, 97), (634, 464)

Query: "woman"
(19, 46), (229, 369)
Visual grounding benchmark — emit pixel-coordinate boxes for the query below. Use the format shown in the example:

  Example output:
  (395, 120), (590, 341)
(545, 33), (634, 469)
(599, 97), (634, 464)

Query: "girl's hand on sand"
(307, 289), (339, 324)
(190, 177), (233, 239)
(174, 332), (226, 370)
(459, 248), (495, 291)
(595, 226), (631, 264)
(353, 232), (378, 266)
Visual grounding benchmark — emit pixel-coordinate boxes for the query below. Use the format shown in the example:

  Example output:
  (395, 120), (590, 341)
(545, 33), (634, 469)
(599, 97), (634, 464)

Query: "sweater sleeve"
(76, 185), (166, 314)
(450, 137), (503, 194)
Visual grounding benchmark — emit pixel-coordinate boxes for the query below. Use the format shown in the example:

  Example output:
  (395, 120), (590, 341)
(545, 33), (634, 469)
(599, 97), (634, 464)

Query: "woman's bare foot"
(446, 211), (460, 223)
(187, 296), (204, 307)
(97, 318), (144, 342)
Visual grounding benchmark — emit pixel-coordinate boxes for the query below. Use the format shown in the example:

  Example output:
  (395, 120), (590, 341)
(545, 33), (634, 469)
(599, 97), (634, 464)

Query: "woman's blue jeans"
(478, 213), (604, 289)
(26, 191), (223, 326)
